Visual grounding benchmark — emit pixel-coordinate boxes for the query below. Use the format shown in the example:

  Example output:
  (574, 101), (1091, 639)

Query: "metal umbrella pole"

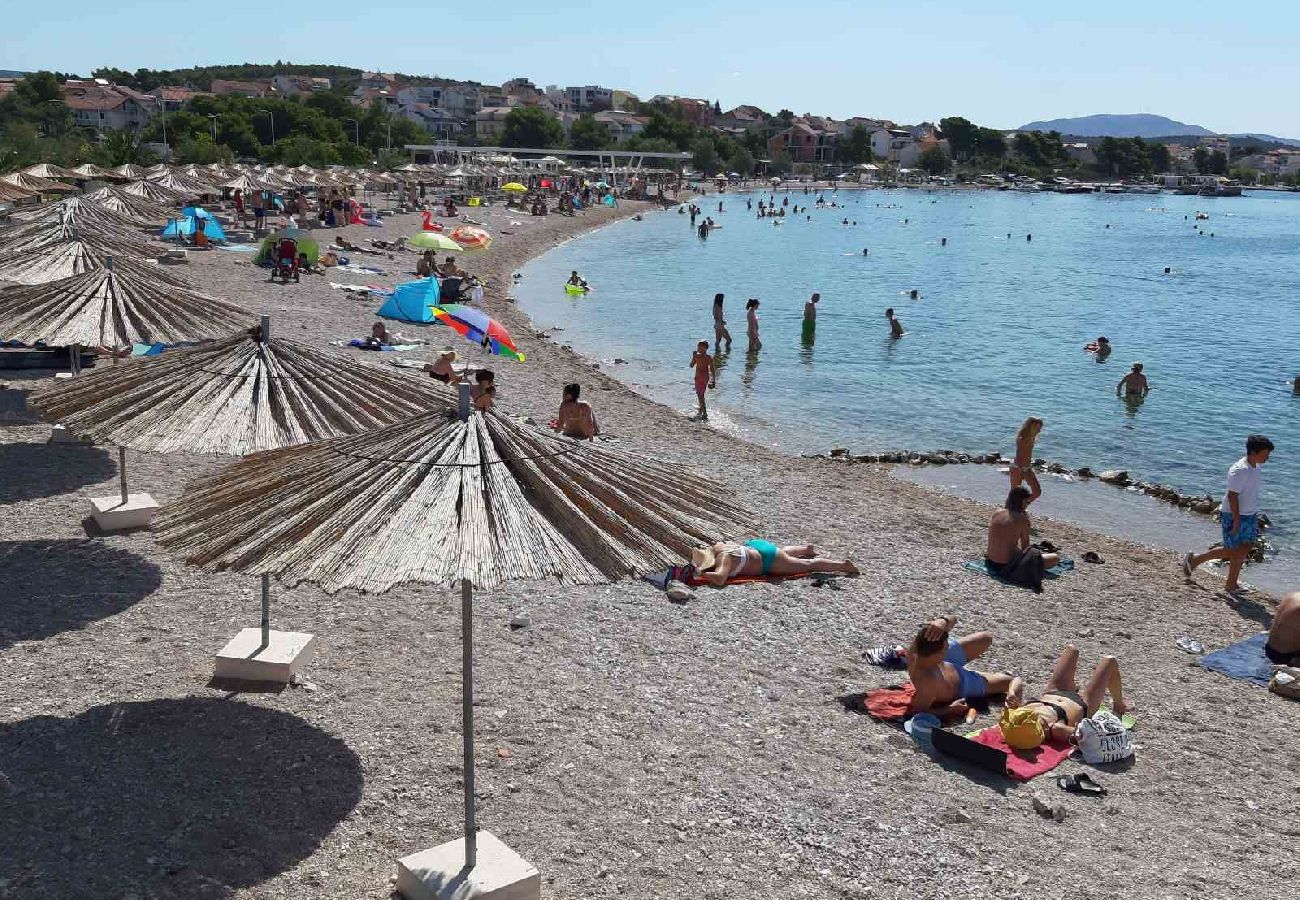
(259, 314), (273, 652)
(457, 381), (477, 870)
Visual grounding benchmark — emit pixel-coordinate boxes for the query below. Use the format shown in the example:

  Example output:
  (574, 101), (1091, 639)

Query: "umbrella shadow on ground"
(0, 442), (117, 503)
(0, 387), (40, 425)
(0, 698), (363, 899)
(0, 539), (162, 650)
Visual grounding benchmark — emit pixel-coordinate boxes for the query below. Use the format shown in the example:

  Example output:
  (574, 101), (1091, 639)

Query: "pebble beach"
(1, 194), (1294, 900)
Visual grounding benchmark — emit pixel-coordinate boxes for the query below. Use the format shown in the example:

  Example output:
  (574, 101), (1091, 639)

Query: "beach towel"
(328, 282), (383, 296)
(838, 684), (917, 722)
(336, 263), (387, 276)
(964, 557), (1074, 585)
(332, 340), (420, 352)
(131, 342), (165, 357)
(218, 244), (257, 253)
(971, 727), (1075, 781)
(642, 562), (821, 590)
(1199, 632), (1274, 686)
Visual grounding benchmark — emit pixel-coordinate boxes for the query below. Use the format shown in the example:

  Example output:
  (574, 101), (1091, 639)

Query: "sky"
(6, 1), (1300, 137)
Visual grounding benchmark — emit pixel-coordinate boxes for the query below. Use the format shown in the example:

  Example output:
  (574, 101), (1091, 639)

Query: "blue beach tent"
(161, 214), (227, 242)
(376, 277), (442, 324)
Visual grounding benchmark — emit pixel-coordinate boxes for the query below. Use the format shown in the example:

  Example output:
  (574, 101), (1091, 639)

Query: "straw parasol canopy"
(71, 163), (124, 180)
(0, 258), (250, 348)
(111, 163), (146, 179)
(0, 200), (162, 259)
(221, 173), (269, 193)
(1, 171), (77, 194)
(153, 407), (754, 590)
(122, 178), (189, 204)
(148, 170), (218, 197)
(23, 162), (81, 180)
(82, 186), (174, 226)
(0, 181), (37, 203)
(0, 239), (191, 287)
(30, 325), (449, 455)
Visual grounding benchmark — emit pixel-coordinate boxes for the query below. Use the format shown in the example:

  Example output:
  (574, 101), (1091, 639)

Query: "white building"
(565, 85), (613, 112)
(871, 128), (918, 167)
(61, 79), (154, 132)
(271, 74), (331, 96)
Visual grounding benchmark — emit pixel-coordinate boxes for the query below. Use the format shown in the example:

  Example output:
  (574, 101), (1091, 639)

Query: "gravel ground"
(0, 195), (1294, 900)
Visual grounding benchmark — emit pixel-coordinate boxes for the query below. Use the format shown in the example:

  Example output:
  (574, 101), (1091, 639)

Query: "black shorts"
(1265, 643), (1300, 666)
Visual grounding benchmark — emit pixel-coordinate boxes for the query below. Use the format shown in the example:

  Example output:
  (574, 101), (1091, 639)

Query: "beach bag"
(1075, 711), (1133, 764)
(1269, 666), (1300, 700)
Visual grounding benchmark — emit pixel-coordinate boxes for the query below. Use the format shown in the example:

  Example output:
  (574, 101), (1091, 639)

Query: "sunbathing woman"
(1001, 646), (1131, 748)
(694, 540), (858, 588)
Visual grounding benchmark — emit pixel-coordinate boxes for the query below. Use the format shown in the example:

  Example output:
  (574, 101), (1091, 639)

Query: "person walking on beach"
(712, 294), (733, 353)
(886, 308), (905, 338)
(690, 341), (717, 421)
(1117, 363), (1149, 398)
(802, 293), (819, 344)
(745, 298), (762, 351)
(1183, 434), (1275, 595)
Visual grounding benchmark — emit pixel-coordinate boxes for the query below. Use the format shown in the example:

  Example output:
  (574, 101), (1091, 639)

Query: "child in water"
(1011, 417), (1044, 499)
(690, 340), (717, 421)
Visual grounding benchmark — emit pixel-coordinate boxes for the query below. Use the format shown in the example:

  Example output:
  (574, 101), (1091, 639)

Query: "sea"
(514, 187), (1300, 594)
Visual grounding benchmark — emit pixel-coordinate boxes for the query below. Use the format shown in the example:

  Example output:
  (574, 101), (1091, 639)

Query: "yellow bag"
(999, 706), (1045, 750)
(468, 197), (481, 207)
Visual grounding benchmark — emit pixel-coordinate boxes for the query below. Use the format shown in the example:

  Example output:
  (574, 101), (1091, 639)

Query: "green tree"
(834, 125), (873, 165)
(618, 135), (680, 155)
(569, 114), (612, 150)
(1148, 141), (1171, 173)
(975, 127), (1006, 158)
(1193, 146), (1211, 174)
(94, 128), (157, 166)
(2, 71), (74, 137)
(939, 117), (978, 160)
(176, 133), (233, 164)
(918, 145), (951, 175)
(691, 137), (720, 174)
(728, 146), (755, 176)
(1208, 150), (1228, 175)
(767, 151), (793, 175)
(500, 106), (564, 148)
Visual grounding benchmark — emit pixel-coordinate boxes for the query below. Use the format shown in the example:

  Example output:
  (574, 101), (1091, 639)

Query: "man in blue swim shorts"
(906, 614), (1016, 718)
(1184, 434), (1275, 595)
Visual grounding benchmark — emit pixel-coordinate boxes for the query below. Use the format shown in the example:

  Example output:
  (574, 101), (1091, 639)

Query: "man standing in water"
(886, 308), (906, 338)
(1116, 362), (1149, 397)
(1184, 434), (1275, 595)
(802, 292), (819, 344)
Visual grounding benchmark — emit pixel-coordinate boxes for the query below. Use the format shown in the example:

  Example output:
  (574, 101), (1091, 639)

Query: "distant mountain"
(1019, 114), (1214, 138)
(1229, 132), (1300, 148)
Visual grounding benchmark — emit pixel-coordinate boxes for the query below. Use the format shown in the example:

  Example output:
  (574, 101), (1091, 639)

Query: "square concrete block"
(213, 628), (316, 684)
(89, 493), (159, 531)
(397, 831), (540, 900)
(54, 371), (75, 380)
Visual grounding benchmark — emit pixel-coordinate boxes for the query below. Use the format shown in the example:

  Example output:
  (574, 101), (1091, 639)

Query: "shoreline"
(1, 191), (1294, 899)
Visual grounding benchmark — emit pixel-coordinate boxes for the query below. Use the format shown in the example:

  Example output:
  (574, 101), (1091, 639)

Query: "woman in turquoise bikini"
(694, 539), (859, 588)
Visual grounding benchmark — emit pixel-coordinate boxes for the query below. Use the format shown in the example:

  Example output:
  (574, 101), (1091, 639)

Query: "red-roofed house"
(60, 80), (153, 131)
(149, 85), (207, 110)
(210, 79), (270, 98)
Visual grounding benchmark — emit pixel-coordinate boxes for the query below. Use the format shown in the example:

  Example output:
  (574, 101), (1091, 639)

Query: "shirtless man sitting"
(554, 383), (599, 439)
(907, 614), (1015, 718)
(987, 485), (1060, 575)
(1265, 592), (1300, 665)
(1117, 362), (1150, 397)
(1001, 646), (1131, 747)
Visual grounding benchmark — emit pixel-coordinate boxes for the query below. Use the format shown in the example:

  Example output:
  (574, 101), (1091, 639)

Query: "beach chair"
(271, 238), (300, 283)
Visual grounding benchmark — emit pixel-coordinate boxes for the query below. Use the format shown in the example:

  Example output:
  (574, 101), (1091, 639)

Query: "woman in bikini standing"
(1011, 417), (1044, 500)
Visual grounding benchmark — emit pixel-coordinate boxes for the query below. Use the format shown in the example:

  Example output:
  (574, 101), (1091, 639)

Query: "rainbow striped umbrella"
(432, 304), (525, 362)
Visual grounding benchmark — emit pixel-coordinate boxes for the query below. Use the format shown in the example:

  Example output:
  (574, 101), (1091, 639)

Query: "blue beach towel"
(1199, 632), (1274, 686)
(963, 557), (1075, 581)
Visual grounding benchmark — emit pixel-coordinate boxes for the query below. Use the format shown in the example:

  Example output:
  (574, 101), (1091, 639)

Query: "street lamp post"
(258, 109), (276, 146)
(154, 96), (168, 155)
(207, 113), (220, 141)
(344, 117), (360, 146)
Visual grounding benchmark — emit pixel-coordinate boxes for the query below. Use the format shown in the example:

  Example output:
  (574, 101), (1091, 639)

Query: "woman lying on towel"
(692, 540), (858, 588)
(999, 647), (1131, 749)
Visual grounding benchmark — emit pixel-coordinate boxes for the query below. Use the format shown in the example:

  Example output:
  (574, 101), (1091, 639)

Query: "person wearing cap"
(998, 646), (1131, 750)
(1117, 362), (1149, 398)
(906, 614), (1016, 718)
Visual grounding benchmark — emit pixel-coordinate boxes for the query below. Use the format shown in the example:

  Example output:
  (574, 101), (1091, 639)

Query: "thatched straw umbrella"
(82, 186), (174, 226)
(71, 163), (123, 181)
(221, 173), (269, 193)
(111, 163), (146, 179)
(1, 171), (77, 194)
(148, 170), (219, 197)
(0, 181), (37, 203)
(122, 178), (190, 205)
(0, 238), (190, 287)
(23, 162), (81, 180)
(151, 391), (754, 880)
(0, 203), (161, 260)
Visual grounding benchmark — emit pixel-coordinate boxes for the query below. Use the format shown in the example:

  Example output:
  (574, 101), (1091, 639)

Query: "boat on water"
(1126, 183), (1162, 195)
(1200, 180), (1243, 197)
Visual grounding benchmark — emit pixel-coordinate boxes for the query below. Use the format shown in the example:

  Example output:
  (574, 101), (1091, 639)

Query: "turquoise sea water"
(515, 188), (1299, 588)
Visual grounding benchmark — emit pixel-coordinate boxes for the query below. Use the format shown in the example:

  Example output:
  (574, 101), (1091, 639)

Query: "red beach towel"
(972, 727), (1074, 780)
(858, 684), (917, 722)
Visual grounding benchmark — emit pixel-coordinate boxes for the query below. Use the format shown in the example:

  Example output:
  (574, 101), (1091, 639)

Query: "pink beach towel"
(971, 727), (1074, 781)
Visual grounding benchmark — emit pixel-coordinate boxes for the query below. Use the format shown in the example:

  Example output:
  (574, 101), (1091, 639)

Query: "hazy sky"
(6, 1), (1299, 135)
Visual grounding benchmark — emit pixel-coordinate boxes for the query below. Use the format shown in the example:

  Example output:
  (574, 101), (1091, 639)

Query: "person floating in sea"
(690, 340), (717, 421)
(718, 201), (724, 213)
(554, 382), (599, 439)
(1010, 417), (1044, 497)
(567, 270), (588, 290)
(862, 248), (869, 256)
(941, 237), (948, 246)
(1117, 362), (1149, 398)
(1026, 234), (1032, 242)
(1163, 267), (1171, 274)
(1183, 434), (1275, 596)
(1085, 336), (1112, 360)
(712, 293), (733, 353)
(802, 293), (819, 344)
(745, 298), (762, 351)
(698, 221), (709, 239)
(886, 308), (905, 338)
(908, 289), (919, 301)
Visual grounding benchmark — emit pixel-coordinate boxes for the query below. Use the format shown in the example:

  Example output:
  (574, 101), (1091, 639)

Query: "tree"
(776, 109), (794, 123)
(94, 128), (157, 166)
(939, 117), (978, 160)
(835, 125), (873, 165)
(691, 137), (720, 174)
(918, 145), (951, 175)
(2, 71), (73, 137)
(1193, 146), (1211, 174)
(569, 114), (612, 151)
(500, 105), (564, 148)
(728, 146), (755, 176)
(1095, 136), (1153, 177)
(1148, 141), (1171, 173)
(1208, 150), (1228, 175)
(767, 151), (793, 175)
(975, 127), (1006, 158)
(176, 133), (233, 164)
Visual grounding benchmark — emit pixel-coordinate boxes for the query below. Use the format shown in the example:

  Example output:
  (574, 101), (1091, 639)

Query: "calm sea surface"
(515, 187), (1299, 591)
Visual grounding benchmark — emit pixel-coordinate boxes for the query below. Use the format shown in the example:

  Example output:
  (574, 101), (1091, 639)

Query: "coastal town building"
(149, 86), (206, 111)
(475, 106), (513, 140)
(768, 119), (839, 163)
(565, 85), (614, 113)
(672, 97), (716, 127)
(270, 74), (332, 96)
(871, 127), (919, 166)
(592, 109), (649, 141)
(1065, 142), (1097, 165)
(60, 79), (155, 132)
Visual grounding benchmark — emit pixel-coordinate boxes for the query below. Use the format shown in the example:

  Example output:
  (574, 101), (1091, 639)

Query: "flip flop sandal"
(863, 646), (906, 668)
(1082, 551), (1105, 564)
(1176, 636), (1206, 655)
(1035, 540), (1061, 553)
(1057, 773), (1107, 796)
